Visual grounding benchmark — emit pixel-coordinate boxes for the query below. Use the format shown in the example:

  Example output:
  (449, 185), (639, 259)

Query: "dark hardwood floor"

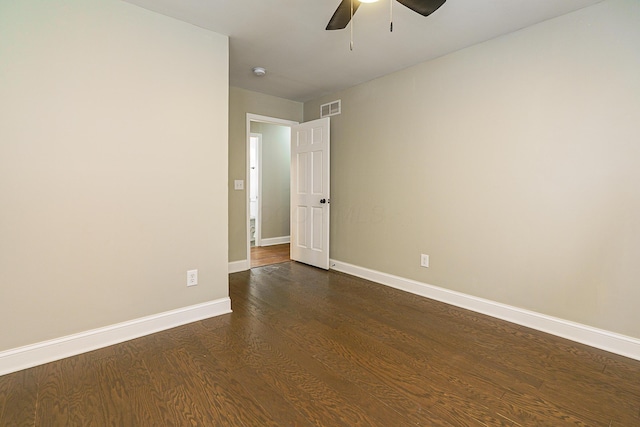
(1, 261), (639, 426)
(251, 243), (290, 268)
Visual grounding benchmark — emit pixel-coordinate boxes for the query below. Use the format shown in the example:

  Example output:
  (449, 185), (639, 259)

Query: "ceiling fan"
(326, 0), (446, 30)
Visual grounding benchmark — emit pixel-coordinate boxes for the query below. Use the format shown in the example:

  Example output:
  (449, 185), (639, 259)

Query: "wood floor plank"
(33, 361), (70, 426)
(140, 326), (277, 425)
(195, 321), (316, 427)
(100, 341), (170, 425)
(92, 356), (137, 425)
(237, 275), (522, 426)
(237, 311), (421, 425)
(224, 322), (406, 426)
(162, 383), (222, 426)
(64, 353), (109, 426)
(146, 348), (224, 425)
(0, 368), (38, 426)
(2, 261), (640, 426)
(236, 266), (640, 426)
(536, 379), (640, 426)
(230, 364), (317, 427)
(226, 295), (417, 425)
(500, 389), (609, 426)
(251, 244), (290, 267)
(244, 265), (543, 399)
(127, 383), (174, 426)
(294, 269), (618, 406)
(0, 371), (20, 423)
(162, 346), (253, 426)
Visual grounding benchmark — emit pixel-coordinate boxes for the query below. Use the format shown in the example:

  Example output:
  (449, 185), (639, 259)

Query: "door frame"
(249, 133), (263, 247)
(245, 114), (299, 266)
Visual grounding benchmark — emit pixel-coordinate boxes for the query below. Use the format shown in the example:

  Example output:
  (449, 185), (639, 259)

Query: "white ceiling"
(123, 0), (603, 102)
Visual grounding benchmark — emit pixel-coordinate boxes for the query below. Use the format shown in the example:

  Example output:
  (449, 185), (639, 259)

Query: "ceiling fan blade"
(326, 0), (362, 30)
(395, 0), (446, 17)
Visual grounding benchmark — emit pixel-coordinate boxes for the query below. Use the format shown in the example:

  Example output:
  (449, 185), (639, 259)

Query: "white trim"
(247, 114), (299, 127)
(249, 132), (263, 247)
(260, 236), (290, 246)
(330, 259), (640, 361)
(229, 259), (250, 273)
(0, 298), (232, 376)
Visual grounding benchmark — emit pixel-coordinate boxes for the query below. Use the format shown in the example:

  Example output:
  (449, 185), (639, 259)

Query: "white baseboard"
(0, 298), (232, 376)
(330, 259), (640, 361)
(229, 259), (249, 273)
(260, 236), (290, 246)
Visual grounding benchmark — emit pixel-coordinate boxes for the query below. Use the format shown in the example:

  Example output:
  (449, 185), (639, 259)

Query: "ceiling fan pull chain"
(350, 0), (354, 50)
(390, 0), (393, 32)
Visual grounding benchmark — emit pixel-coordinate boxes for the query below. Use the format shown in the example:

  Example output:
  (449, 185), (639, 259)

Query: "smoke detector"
(252, 67), (266, 77)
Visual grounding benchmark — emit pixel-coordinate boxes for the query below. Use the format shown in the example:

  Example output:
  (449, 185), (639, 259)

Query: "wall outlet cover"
(420, 254), (429, 268)
(187, 269), (198, 286)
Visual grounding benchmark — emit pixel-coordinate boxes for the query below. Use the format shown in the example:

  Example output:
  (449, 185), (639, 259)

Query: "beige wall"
(0, 1), (229, 351)
(229, 87), (303, 261)
(250, 122), (291, 240)
(305, 0), (640, 339)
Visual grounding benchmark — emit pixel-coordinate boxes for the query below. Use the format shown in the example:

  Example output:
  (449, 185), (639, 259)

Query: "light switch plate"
(234, 180), (244, 190)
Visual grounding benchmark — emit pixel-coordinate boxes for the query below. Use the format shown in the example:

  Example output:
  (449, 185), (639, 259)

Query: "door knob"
(320, 199), (326, 204)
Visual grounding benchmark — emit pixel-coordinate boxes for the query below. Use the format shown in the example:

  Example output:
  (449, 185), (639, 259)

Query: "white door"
(290, 117), (330, 269)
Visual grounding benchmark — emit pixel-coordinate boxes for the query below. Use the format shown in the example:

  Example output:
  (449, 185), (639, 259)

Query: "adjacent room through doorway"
(250, 243), (290, 268)
(246, 114), (297, 268)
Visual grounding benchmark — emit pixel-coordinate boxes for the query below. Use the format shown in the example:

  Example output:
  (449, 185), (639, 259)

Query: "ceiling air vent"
(320, 100), (341, 118)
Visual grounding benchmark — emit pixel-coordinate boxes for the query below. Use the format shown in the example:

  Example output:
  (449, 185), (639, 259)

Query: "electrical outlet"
(187, 269), (198, 287)
(420, 254), (429, 268)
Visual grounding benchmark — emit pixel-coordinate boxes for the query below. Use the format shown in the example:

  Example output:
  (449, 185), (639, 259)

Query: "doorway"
(246, 114), (298, 268)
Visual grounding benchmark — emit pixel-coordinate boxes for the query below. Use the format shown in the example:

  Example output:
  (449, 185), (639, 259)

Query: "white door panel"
(290, 117), (330, 269)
